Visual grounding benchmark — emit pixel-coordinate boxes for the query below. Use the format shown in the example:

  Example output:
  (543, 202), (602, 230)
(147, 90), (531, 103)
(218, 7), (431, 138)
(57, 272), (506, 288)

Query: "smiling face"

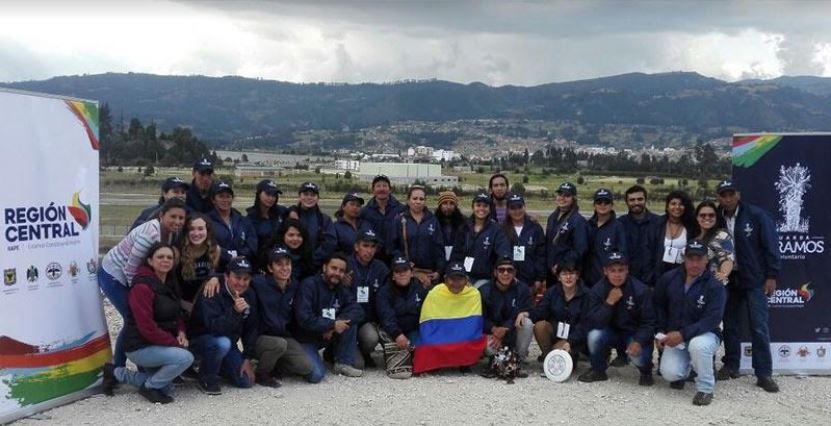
(283, 226), (303, 250)
(393, 268), (413, 286)
(299, 190), (319, 209)
(625, 191), (646, 215)
(556, 192), (574, 211)
(494, 264), (516, 286)
(594, 199), (612, 215)
(192, 169), (213, 192)
(268, 257), (292, 282)
(187, 217), (208, 245)
(164, 187), (187, 202)
(666, 197), (685, 219)
(372, 181), (391, 201)
(322, 258), (347, 286)
(408, 189), (426, 214)
(160, 207), (186, 234)
(603, 263), (628, 287)
(472, 201), (490, 220)
(226, 271), (251, 295)
(696, 205), (717, 232)
(259, 191), (277, 209)
(213, 192), (234, 213)
(558, 268), (579, 290)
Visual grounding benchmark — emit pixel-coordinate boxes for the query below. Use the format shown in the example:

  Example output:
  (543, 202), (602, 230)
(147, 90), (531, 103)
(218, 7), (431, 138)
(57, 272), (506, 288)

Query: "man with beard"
(618, 185), (659, 287)
(489, 173), (510, 224)
(187, 157), (215, 213)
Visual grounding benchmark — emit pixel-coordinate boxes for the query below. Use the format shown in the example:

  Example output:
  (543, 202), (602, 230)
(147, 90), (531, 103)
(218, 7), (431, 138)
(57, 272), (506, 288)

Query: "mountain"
(3, 72), (831, 144)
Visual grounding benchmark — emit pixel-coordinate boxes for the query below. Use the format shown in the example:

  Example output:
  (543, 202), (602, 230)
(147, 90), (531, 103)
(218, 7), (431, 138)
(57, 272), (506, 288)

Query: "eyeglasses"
(698, 213), (716, 218)
(496, 267), (515, 274)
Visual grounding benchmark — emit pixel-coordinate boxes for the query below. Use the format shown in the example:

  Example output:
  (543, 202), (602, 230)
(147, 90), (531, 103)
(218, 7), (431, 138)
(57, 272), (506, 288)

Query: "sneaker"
(756, 376), (780, 393)
(692, 392), (713, 406)
(670, 380), (686, 390)
(256, 371), (282, 388)
(716, 366), (740, 381)
(515, 365), (529, 379)
(577, 370), (608, 383)
(609, 355), (628, 368)
(197, 378), (222, 395)
(638, 372), (654, 387)
(139, 385), (173, 404)
(334, 363), (364, 377)
(181, 366), (199, 380)
(101, 363), (118, 396)
(388, 370), (412, 380)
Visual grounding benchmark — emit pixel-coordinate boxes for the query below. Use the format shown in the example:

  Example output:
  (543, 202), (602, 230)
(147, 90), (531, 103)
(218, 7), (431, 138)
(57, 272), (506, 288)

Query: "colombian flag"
(413, 284), (486, 373)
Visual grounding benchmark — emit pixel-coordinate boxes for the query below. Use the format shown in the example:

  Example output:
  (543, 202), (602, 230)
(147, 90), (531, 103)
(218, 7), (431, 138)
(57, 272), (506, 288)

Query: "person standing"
(435, 191), (466, 263)
(651, 190), (696, 281)
(545, 182), (589, 285)
(501, 193), (546, 300)
(130, 177), (190, 230)
(389, 186), (446, 288)
(585, 188), (627, 287)
(451, 192), (511, 288)
(360, 175), (405, 262)
(207, 180), (258, 265)
(246, 179), (287, 261)
(489, 173), (510, 225)
(287, 182), (336, 268)
(618, 185), (659, 286)
(187, 157), (215, 214)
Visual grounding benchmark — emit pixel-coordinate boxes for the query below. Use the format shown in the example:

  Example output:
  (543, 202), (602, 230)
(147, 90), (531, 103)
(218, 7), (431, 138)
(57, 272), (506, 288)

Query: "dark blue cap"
(356, 228), (379, 243)
(507, 192), (525, 207)
(342, 192), (365, 205)
(445, 261), (468, 278)
(602, 251), (628, 267)
(593, 188), (613, 202)
(299, 182), (319, 194)
(193, 157), (214, 172)
(210, 180), (234, 197)
(228, 257), (253, 275)
(556, 182), (576, 196)
(257, 179), (282, 195)
(473, 192), (491, 205)
(685, 239), (708, 257)
(268, 246), (291, 263)
(391, 256), (411, 271)
(716, 179), (736, 194)
(161, 176), (189, 192)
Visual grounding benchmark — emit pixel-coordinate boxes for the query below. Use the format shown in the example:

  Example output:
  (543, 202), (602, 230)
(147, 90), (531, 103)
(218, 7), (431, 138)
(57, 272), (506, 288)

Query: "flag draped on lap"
(413, 284), (486, 373)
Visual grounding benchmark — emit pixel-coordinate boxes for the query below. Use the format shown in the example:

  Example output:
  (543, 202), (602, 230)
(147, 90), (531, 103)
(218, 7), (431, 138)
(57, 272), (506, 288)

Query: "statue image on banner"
(775, 163), (811, 234)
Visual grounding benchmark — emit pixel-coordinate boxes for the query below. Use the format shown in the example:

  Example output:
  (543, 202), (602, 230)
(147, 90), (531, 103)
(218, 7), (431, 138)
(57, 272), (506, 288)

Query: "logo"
(86, 258), (97, 274)
(26, 265), (38, 282)
(696, 295), (706, 309)
(365, 229), (376, 238)
(559, 221), (570, 234)
(797, 346), (810, 358)
(776, 163), (825, 260)
(527, 236), (533, 245)
(744, 346), (753, 357)
(769, 283), (814, 308)
(427, 223), (435, 234)
(68, 261), (80, 278)
(798, 283), (815, 302)
(603, 237), (611, 250)
(625, 295), (634, 310)
(818, 346), (827, 358)
(45, 262), (62, 281)
(68, 192), (92, 230)
(415, 293), (422, 303)
(778, 345), (791, 358)
(333, 298), (341, 310)
(743, 222), (754, 238)
(483, 236), (491, 247)
(689, 240), (705, 251)
(4, 268), (16, 285)
(4, 191), (91, 244)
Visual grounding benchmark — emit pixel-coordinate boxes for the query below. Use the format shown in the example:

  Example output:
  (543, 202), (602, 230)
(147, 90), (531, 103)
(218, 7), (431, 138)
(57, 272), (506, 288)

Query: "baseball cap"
(472, 191), (491, 205)
(716, 179), (736, 194)
(506, 193), (525, 207)
(494, 256), (514, 269)
(299, 182), (319, 194)
(356, 228), (379, 243)
(556, 182), (577, 197)
(685, 239), (708, 257)
(445, 261), (468, 278)
(228, 257), (253, 275)
(257, 179), (282, 196)
(193, 157), (214, 173)
(391, 256), (411, 272)
(267, 246), (291, 263)
(342, 192), (365, 205)
(161, 176), (189, 192)
(593, 188), (613, 203)
(602, 251), (628, 267)
(210, 180), (234, 197)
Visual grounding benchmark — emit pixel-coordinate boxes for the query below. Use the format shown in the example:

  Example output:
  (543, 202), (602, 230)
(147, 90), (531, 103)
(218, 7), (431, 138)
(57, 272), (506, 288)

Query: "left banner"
(0, 89), (109, 423)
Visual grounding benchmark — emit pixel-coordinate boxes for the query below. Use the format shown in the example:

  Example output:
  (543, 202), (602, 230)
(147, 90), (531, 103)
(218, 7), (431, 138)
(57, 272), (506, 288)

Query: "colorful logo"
(26, 265), (39, 282)
(798, 283), (815, 302)
(732, 134), (782, 168)
(68, 192), (92, 230)
(64, 100), (99, 150)
(4, 268), (16, 285)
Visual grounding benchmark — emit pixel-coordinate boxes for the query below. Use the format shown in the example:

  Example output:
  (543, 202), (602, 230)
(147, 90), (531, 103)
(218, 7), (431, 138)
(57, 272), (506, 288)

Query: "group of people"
(97, 157), (781, 407)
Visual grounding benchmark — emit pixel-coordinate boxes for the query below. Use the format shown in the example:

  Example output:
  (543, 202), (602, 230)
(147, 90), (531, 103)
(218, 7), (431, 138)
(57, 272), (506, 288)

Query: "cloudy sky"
(2, 0), (831, 85)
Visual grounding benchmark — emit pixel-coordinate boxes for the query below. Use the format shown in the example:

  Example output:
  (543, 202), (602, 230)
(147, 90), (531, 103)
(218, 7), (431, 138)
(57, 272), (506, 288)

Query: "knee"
(587, 329), (604, 352)
(689, 335), (716, 357)
(661, 358), (686, 382)
(306, 367), (325, 384)
(175, 348), (195, 367)
(215, 336), (232, 354)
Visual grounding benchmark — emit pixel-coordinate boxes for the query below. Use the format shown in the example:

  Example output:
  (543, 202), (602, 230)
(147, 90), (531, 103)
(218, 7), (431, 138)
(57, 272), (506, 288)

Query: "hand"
(515, 312), (529, 328)
(654, 338), (664, 350)
(606, 287), (624, 305)
(561, 341), (571, 353)
(395, 333), (410, 350)
(341, 271), (353, 287)
(322, 330), (334, 341)
(232, 290), (249, 313)
(662, 331), (684, 347)
(714, 271), (729, 283)
(240, 359), (255, 384)
(177, 332), (189, 348)
(764, 278), (777, 297)
(491, 326), (508, 340)
(625, 341), (642, 357)
(489, 336), (503, 350)
(427, 272), (439, 282)
(550, 264), (558, 275)
(334, 319), (351, 334)
(202, 277), (220, 298)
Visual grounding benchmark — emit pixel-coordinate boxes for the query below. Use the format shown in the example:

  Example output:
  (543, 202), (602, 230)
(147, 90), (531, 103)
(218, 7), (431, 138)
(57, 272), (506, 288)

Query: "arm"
(128, 284), (178, 346)
(376, 286), (402, 338)
(532, 224), (548, 281)
(585, 285), (614, 329)
(312, 217), (337, 267)
(294, 280), (335, 333)
(568, 295), (591, 346)
(241, 293), (259, 359)
(494, 227), (512, 260)
(653, 272), (670, 334)
(680, 281), (727, 341)
(634, 289), (657, 346)
(759, 211), (781, 280)
(239, 217), (258, 260)
(199, 294), (244, 337)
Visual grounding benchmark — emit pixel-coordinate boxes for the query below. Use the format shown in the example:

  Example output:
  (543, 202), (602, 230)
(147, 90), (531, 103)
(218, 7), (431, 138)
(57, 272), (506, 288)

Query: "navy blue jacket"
(186, 182), (213, 214)
(479, 280), (531, 335)
(529, 282), (590, 347)
(360, 195), (405, 257)
(389, 210), (446, 272)
(585, 276), (656, 346)
(649, 215), (697, 285)
(207, 208), (258, 267)
(346, 254), (390, 324)
(251, 275), (298, 338)
(545, 208), (589, 273)
(130, 203), (162, 231)
(246, 205), (287, 255)
(618, 211), (660, 286)
(294, 274), (365, 345)
(188, 282), (258, 359)
(376, 278), (427, 338)
(288, 205), (336, 267)
(585, 212), (628, 286)
(329, 218), (374, 256)
(503, 216), (547, 285)
(718, 201), (780, 288)
(451, 219), (511, 281)
(654, 268), (726, 341)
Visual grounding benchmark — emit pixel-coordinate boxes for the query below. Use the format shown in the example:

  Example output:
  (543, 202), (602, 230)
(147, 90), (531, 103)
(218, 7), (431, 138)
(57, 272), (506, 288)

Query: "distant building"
(358, 162), (458, 187)
(335, 159), (360, 171)
(234, 164), (282, 178)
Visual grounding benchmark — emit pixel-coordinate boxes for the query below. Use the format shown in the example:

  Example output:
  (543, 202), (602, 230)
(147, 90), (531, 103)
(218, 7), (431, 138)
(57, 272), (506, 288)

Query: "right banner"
(732, 133), (831, 375)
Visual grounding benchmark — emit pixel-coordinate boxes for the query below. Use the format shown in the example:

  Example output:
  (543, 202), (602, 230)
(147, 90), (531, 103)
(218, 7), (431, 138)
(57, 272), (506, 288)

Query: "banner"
(732, 133), (831, 375)
(0, 89), (109, 423)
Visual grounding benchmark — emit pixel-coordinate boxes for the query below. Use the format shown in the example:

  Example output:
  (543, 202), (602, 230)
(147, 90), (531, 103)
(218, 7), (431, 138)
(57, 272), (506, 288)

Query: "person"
(346, 229), (390, 368)
(715, 180), (781, 392)
(330, 192), (372, 256)
(452, 192), (511, 288)
(99, 198), (187, 369)
(618, 185), (659, 286)
(188, 257), (259, 394)
(207, 180), (258, 266)
(360, 175), (405, 262)
(130, 176), (189, 230)
(176, 213), (222, 312)
(186, 157), (215, 213)
(389, 186), (446, 288)
(695, 200), (734, 285)
(585, 188), (627, 287)
(102, 243), (194, 404)
(579, 252), (656, 386)
(251, 247), (316, 385)
(287, 182), (336, 267)
(651, 190), (696, 281)
(262, 218), (316, 282)
(501, 193), (546, 299)
(488, 173), (510, 224)
(246, 179), (287, 262)
(294, 253), (365, 381)
(375, 257), (428, 379)
(545, 182), (589, 285)
(478, 258), (532, 377)
(655, 240), (727, 406)
(435, 191), (466, 263)
(528, 258), (589, 364)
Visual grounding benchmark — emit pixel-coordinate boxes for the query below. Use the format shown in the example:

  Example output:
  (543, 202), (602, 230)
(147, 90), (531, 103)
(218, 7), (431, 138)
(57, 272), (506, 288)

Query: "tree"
(344, 170), (352, 179)
(144, 165), (155, 176)
(241, 153), (249, 163)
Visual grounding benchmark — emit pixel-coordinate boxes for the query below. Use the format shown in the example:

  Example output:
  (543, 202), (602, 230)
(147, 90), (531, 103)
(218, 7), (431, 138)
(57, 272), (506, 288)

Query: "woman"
(246, 179), (287, 258)
(262, 218), (316, 282)
(435, 191), (466, 263)
(99, 198), (187, 369)
(177, 213), (222, 312)
(452, 192), (510, 288)
(545, 182), (589, 285)
(331, 192), (371, 255)
(501, 193), (546, 299)
(208, 180), (257, 266)
(585, 188), (627, 287)
(102, 243), (194, 404)
(389, 186), (445, 287)
(130, 176), (189, 230)
(695, 200), (734, 284)
(652, 190), (696, 283)
(287, 182), (336, 267)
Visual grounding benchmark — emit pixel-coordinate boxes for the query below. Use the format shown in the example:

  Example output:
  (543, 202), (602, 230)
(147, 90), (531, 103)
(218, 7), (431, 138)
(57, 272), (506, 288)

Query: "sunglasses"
(496, 267), (515, 274)
(698, 213), (716, 218)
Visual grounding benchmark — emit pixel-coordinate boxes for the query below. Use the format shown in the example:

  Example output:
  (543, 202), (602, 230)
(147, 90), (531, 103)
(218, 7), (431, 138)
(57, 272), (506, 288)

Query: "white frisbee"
(543, 349), (573, 382)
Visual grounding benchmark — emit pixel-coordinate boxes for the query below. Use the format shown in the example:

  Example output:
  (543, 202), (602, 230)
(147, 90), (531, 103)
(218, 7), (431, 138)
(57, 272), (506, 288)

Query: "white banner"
(0, 89), (109, 423)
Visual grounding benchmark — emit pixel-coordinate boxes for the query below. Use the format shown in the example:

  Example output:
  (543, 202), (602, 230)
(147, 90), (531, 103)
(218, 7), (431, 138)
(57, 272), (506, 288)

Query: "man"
(655, 240), (727, 406)
(545, 182), (589, 285)
(579, 252), (656, 386)
(294, 252), (364, 381)
(251, 247), (315, 386)
(618, 185), (659, 287)
(489, 173), (510, 224)
(585, 188), (627, 287)
(346, 229), (390, 369)
(187, 157), (215, 213)
(130, 177), (189, 230)
(188, 257), (258, 395)
(478, 257), (532, 377)
(360, 175), (405, 262)
(715, 180), (781, 392)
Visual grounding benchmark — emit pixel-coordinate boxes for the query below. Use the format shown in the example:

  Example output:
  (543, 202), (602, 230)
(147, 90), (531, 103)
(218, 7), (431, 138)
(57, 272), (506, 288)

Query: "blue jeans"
(99, 268), (130, 368)
(722, 283), (773, 377)
(220, 345), (253, 388)
(660, 332), (720, 394)
(118, 345), (194, 393)
(189, 335), (231, 387)
(301, 323), (360, 383)
(587, 328), (653, 374)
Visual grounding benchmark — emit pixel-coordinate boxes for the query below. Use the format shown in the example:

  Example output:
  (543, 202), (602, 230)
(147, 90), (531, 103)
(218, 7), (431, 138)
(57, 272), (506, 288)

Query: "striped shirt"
(101, 219), (161, 286)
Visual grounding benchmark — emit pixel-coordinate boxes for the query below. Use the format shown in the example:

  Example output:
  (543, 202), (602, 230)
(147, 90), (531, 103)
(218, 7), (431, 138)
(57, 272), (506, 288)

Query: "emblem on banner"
(87, 258), (98, 274)
(797, 346), (810, 358)
(818, 346), (827, 358)
(744, 346), (753, 357)
(775, 163), (811, 233)
(69, 261), (80, 278)
(46, 262), (62, 281)
(4, 268), (16, 286)
(778, 345), (791, 358)
(26, 265), (39, 282)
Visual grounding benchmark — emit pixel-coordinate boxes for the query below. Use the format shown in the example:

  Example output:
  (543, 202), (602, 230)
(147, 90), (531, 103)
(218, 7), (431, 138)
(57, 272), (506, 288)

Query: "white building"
(335, 159), (360, 171)
(357, 162), (458, 187)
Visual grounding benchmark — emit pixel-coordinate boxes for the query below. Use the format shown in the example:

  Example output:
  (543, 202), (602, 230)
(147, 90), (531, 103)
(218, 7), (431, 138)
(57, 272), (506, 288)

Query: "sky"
(3, 0), (831, 86)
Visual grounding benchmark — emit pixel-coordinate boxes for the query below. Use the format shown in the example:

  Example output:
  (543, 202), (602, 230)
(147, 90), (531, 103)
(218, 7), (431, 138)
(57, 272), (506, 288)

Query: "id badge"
(322, 308), (336, 320)
(357, 286), (369, 303)
(556, 322), (571, 339)
(444, 246), (453, 262)
(513, 245), (526, 262)
(663, 246), (681, 264)
(464, 256), (475, 272)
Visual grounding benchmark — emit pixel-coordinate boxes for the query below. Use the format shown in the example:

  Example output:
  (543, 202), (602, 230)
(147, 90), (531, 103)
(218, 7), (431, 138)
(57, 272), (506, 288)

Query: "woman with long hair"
(501, 193), (546, 298)
(451, 191), (510, 288)
(207, 180), (258, 264)
(695, 200), (734, 284)
(651, 190), (696, 283)
(434, 191), (466, 263)
(177, 213), (222, 312)
(389, 186), (445, 287)
(246, 179), (287, 258)
(262, 218), (316, 282)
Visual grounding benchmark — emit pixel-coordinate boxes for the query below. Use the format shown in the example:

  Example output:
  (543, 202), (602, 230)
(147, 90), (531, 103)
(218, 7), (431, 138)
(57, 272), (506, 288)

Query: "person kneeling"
(376, 257), (428, 379)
